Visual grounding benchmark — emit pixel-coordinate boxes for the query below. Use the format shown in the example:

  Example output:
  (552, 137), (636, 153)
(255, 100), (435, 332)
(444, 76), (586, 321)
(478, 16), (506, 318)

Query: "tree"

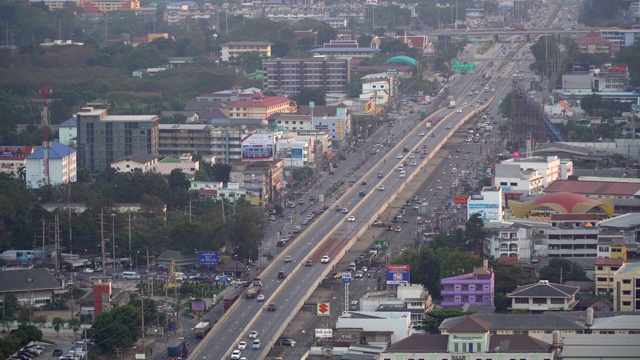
(0, 293), (18, 331)
(464, 213), (485, 254)
(67, 318), (81, 336)
(52, 317), (66, 337)
(492, 261), (533, 294)
(498, 91), (513, 119)
(494, 292), (511, 313)
(421, 309), (474, 333)
(90, 305), (140, 351)
(290, 87), (326, 106)
(580, 94), (604, 116)
(539, 258), (588, 284)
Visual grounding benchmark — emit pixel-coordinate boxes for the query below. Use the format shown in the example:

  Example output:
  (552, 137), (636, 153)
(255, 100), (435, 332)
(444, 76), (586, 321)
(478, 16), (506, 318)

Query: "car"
(399, 172), (406, 178)
(238, 341), (248, 350)
(355, 271), (364, 278)
(321, 255), (330, 264)
(252, 339), (261, 350)
(53, 350), (63, 356)
(446, 124), (451, 129)
(278, 338), (297, 346)
(305, 259), (313, 267)
(267, 303), (277, 311)
(395, 226), (402, 232)
(456, 109), (462, 113)
(309, 195), (316, 201)
(341, 207), (348, 213)
(418, 132), (425, 136)
(378, 185), (385, 191)
(397, 154), (403, 159)
(377, 172), (383, 178)
(361, 266), (368, 272)
(410, 161), (417, 166)
(269, 215), (276, 221)
(277, 271), (286, 279)
(231, 350), (242, 359)
(348, 216), (355, 222)
(409, 154), (415, 159)
(284, 255), (292, 263)
(83, 268), (94, 273)
(249, 330), (259, 339)
(256, 294), (265, 302)
(361, 180), (368, 186)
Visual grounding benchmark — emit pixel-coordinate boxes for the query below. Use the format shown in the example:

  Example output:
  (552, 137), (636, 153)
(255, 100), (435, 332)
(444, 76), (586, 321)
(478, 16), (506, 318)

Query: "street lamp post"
(26, 278), (33, 324)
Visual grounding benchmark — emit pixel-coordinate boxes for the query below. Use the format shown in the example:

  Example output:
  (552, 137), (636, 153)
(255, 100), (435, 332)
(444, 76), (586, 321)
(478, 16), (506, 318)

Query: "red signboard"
(454, 196), (469, 205)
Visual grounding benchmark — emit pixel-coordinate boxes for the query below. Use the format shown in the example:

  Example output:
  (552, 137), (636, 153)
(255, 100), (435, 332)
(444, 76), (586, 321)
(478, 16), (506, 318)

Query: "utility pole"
(100, 210), (106, 276)
(127, 210), (132, 269)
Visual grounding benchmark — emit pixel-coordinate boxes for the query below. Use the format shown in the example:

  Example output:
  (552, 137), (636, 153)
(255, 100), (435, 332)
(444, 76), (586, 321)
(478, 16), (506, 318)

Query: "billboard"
(468, 203), (500, 222)
(292, 148), (303, 159)
(454, 196), (469, 205)
(386, 265), (410, 285)
(342, 271), (352, 283)
(197, 251), (219, 266)
(241, 133), (274, 161)
(317, 302), (330, 316)
(567, 62), (590, 73)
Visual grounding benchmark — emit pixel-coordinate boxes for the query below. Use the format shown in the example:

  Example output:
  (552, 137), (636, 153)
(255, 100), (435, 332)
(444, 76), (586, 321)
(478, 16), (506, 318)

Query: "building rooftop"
(594, 258), (624, 266)
(113, 152), (157, 164)
(617, 261), (640, 275)
(0, 268), (60, 292)
(387, 334), (448, 352)
(508, 280), (579, 298)
(540, 334), (640, 358)
(488, 335), (551, 353)
(59, 117), (77, 127)
(598, 212), (640, 229)
(545, 179), (640, 196)
(26, 142), (75, 160)
(443, 315), (491, 333)
(590, 315), (640, 330)
(221, 41), (272, 46)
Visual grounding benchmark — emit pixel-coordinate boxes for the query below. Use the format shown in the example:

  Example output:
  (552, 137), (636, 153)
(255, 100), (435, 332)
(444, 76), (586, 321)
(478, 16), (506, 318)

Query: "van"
(174, 272), (186, 281)
(252, 339), (261, 349)
(349, 262), (357, 271)
(122, 271), (140, 280)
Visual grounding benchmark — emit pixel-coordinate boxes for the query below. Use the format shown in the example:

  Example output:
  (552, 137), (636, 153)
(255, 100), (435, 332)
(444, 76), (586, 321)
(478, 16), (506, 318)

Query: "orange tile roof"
(595, 258), (624, 266)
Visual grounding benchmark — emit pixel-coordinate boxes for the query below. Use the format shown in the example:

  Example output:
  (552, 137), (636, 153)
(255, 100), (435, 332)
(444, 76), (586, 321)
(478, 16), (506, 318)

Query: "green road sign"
(452, 62), (476, 71)
(386, 68), (398, 75)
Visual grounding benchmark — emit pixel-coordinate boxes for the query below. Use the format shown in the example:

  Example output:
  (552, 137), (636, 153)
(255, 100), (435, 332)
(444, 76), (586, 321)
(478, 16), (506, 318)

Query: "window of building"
(623, 301), (631, 306)
(532, 298), (547, 304)
(551, 298), (564, 304)
(623, 279), (631, 284)
(515, 298), (528, 304)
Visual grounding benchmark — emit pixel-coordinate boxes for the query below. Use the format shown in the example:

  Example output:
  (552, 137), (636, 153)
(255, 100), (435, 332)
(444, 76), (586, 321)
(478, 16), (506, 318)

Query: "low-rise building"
(158, 125), (242, 161)
(110, 152), (159, 173)
(25, 141), (77, 189)
(229, 160), (284, 206)
(0, 145), (34, 180)
(482, 221), (536, 261)
(547, 213), (600, 258)
(576, 30), (619, 57)
(494, 164), (544, 195)
(58, 117), (77, 146)
(0, 268), (61, 308)
(229, 94), (296, 120)
(440, 261), (494, 308)
(499, 155), (573, 188)
(359, 284), (434, 326)
(508, 280), (579, 312)
(188, 181), (248, 202)
(335, 311), (412, 345)
(612, 261), (640, 311)
(384, 316), (556, 360)
(467, 186), (503, 223)
(297, 104), (351, 143)
(155, 153), (200, 176)
(220, 41), (272, 62)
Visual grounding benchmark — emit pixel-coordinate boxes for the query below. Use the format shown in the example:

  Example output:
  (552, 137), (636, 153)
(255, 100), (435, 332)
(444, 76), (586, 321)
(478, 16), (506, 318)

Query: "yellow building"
(229, 95), (295, 120)
(79, 0), (140, 13)
(594, 258), (624, 294)
(148, 33), (169, 42)
(29, 0), (77, 10)
(220, 41), (272, 62)
(612, 261), (640, 311)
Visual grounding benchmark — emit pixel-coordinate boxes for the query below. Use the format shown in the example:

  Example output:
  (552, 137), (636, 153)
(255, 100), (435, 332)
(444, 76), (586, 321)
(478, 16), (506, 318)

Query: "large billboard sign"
(198, 251), (219, 266)
(468, 203), (500, 222)
(386, 265), (410, 285)
(241, 133), (274, 161)
(567, 62), (590, 73)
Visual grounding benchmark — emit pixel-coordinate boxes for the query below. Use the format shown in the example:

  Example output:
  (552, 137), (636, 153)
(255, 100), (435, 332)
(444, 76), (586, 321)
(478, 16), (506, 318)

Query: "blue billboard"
(292, 148), (303, 159)
(198, 251), (219, 266)
(386, 265), (410, 285)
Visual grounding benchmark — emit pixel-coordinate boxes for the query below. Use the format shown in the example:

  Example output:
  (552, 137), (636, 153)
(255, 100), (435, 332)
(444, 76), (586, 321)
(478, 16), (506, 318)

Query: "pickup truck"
(372, 220), (386, 227)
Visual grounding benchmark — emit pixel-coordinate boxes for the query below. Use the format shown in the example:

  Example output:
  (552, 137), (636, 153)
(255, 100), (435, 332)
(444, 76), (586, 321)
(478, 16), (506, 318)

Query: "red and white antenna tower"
(41, 88), (52, 186)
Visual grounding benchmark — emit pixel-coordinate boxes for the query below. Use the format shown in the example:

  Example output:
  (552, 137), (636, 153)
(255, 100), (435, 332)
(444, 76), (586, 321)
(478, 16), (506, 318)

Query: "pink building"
(440, 263), (495, 308)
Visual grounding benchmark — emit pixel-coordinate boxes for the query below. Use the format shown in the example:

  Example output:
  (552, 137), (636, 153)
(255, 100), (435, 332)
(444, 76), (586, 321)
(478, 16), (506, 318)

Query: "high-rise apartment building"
(262, 58), (350, 94)
(76, 107), (159, 172)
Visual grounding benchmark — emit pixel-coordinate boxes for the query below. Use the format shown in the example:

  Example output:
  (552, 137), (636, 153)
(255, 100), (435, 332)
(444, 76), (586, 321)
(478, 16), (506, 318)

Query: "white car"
(397, 154), (403, 159)
(418, 132), (425, 136)
(256, 294), (265, 302)
(231, 350), (242, 359)
(409, 154), (415, 159)
(341, 207), (348, 213)
(378, 185), (385, 191)
(249, 330), (259, 339)
(410, 161), (417, 166)
(446, 124), (451, 129)
(355, 271), (364, 278)
(348, 216), (355, 222)
(456, 109), (462, 113)
(284, 255), (292, 263)
(238, 341), (247, 350)
(321, 255), (330, 264)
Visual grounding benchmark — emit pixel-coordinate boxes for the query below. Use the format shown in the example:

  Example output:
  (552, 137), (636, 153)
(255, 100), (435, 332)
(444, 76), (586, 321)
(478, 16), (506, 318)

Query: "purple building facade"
(440, 265), (495, 308)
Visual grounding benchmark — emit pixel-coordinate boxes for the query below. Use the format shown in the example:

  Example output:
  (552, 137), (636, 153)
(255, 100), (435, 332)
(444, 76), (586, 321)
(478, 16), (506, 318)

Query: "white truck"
(425, 121), (432, 129)
(194, 320), (211, 338)
(446, 96), (456, 109)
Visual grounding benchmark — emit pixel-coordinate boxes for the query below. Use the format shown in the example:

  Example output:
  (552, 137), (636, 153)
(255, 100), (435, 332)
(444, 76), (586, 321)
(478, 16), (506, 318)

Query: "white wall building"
(155, 153), (200, 176)
(25, 141), (77, 189)
(467, 186), (503, 223)
(499, 156), (573, 188)
(335, 311), (412, 344)
(276, 139), (312, 167)
(483, 221), (535, 261)
(494, 165), (544, 195)
(58, 117), (77, 146)
(110, 152), (159, 173)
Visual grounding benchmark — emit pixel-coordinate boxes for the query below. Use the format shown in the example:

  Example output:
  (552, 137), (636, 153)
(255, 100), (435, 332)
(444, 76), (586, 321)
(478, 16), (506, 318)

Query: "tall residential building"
(76, 107), (159, 173)
(262, 58), (350, 94)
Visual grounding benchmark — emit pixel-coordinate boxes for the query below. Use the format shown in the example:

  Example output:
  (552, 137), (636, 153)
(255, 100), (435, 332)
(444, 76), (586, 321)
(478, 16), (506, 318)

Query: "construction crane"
(40, 88), (52, 186)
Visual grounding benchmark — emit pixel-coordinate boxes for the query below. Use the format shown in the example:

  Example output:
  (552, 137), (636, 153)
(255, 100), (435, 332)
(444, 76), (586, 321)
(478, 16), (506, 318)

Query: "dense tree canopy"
(539, 258), (589, 284)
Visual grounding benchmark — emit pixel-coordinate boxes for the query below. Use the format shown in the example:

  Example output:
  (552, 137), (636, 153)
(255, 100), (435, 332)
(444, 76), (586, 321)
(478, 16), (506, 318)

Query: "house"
(0, 268), (62, 308)
(25, 141), (77, 189)
(220, 41), (272, 62)
(546, 100), (575, 117)
(594, 257), (624, 294)
(110, 152), (159, 173)
(440, 261), (494, 308)
(155, 153), (199, 176)
(576, 30), (619, 57)
(507, 280), (580, 311)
